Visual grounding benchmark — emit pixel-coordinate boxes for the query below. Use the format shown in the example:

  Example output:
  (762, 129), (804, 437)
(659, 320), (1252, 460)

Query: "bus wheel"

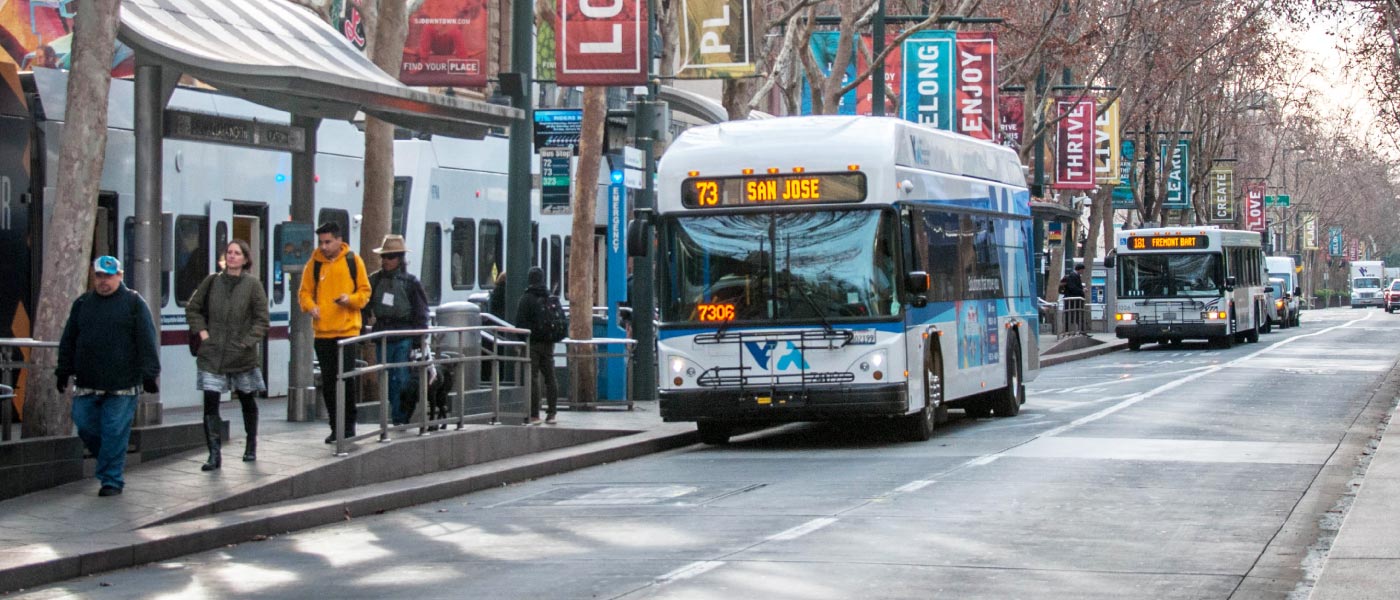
(1127, 338), (1142, 351)
(1261, 317), (1272, 334)
(992, 338), (1023, 417)
(697, 422), (731, 445)
(1245, 311), (1261, 343)
(905, 350), (944, 442)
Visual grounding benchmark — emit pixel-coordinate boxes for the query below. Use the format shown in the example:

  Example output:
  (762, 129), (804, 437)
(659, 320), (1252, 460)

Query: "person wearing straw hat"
(367, 234), (429, 425)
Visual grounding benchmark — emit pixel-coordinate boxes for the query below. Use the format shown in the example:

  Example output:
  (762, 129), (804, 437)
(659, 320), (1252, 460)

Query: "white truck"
(1350, 260), (1385, 308)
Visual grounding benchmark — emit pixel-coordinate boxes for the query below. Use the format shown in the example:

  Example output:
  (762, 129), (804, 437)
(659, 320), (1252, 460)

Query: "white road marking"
(766, 517), (838, 541)
(893, 480), (935, 493)
(656, 560), (726, 584)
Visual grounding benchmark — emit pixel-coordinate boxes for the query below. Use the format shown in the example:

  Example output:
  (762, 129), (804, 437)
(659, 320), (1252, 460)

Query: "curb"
(1039, 338), (1128, 367)
(0, 426), (698, 594)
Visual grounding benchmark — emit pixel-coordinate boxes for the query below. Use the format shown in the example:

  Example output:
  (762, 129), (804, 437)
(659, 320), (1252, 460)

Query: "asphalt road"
(17, 308), (1400, 600)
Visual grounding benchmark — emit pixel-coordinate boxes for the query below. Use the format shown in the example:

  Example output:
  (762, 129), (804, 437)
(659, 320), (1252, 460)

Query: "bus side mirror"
(1225, 276), (1237, 291)
(1103, 254), (1115, 268)
(1263, 286), (1274, 293)
(905, 271), (929, 308)
(1294, 287), (1302, 297)
(905, 271), (929, 294)
(626, 218), (651, 257)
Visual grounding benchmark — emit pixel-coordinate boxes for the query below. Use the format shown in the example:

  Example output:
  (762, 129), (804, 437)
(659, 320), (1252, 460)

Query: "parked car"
(1264, 278), (1292, 331)
(1385, 280), (1400, 313)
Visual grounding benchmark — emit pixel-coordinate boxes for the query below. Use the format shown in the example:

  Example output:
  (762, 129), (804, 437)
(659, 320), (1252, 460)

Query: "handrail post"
(455, 358), (466, 430)
(417, 360), (429, 434)
(490, 351), (502, 425)
(334, 344), (346, 456)
(378, 337), (390, 443)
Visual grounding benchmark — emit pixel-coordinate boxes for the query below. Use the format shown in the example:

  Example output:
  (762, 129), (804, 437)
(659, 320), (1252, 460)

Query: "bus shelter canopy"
(118, 0), (520, 139)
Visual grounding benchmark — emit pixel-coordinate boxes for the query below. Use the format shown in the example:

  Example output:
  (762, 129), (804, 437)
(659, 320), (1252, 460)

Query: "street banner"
(857, 32), (902, 116)
(331, 0), (369, 51)
(678, 0), (754, 79)
(1302, 212), (1319, 250)
(400, 0), (490, 87)
(900, 30), (957, 129)
(1052, 97), (1096, 190)
(954, 32), (997, 141)
(1094, 99), (1120, 184)
(1243, 181), (1266, 232)
(997, 94), (1023, 152)
(1208, 166), (1234, 223)
(1328, 226), (1343, 257)
(802, 31), (858, 115)
(556, 0), (648, 86)
(1348, 239), (1361, 261)
(1111, 139), (1136, 208)
(1160, 139), (1191, 209)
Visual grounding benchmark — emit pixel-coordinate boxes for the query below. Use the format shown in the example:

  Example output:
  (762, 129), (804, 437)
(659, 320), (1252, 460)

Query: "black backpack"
(538, 294), (568, 344)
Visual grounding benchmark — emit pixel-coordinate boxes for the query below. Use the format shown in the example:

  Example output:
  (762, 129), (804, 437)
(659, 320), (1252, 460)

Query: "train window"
(538, 239), (547, 270)
(531, 222), (539, 266)
(422, 222), (442, 304)
(563, 235), (571, 297)
(549, 235), (562, 294)
(479, 220), (503, 288)
(451, 218), (476, 290)
(271, 223), (286, 304)
(174, 215), (209, 306)
(391, 178), (412, 236)
(215, 221), (228, 270)
(317, 208), (349, 240)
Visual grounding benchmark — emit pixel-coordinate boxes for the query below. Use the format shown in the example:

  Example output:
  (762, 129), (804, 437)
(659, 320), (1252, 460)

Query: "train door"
(232, 203), (269, 392)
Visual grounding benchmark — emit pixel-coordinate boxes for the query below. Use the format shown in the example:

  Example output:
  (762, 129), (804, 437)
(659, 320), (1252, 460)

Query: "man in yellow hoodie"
(299, 222), (371, 443)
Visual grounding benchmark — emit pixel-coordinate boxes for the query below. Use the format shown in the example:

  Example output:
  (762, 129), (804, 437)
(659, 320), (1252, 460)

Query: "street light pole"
(629, 0), (660, 402)
(503, 0), (535, 315)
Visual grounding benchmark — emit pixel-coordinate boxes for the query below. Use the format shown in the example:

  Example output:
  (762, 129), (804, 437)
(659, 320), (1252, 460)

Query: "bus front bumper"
(1116, 322), (1228, 340)
(659, 383), (908, 423)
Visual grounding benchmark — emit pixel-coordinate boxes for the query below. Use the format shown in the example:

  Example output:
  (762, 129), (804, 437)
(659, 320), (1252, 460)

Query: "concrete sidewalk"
(0, 332), (1125, 594)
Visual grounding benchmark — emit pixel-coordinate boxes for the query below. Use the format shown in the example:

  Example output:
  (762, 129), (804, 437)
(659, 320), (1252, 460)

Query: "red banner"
(1053, 98), (1095, 189)
(400, 0), (490, 87)
(856, 33), (900, 116)
(556, 0), (648, 86)
(998, 95), (1023, 151)
(1244, 181), (1266, 232)
(955, 32), (997, 141)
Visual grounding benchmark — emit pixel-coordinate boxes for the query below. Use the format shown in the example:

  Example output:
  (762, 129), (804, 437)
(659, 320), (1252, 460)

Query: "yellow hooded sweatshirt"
(298, 242), (371, 339)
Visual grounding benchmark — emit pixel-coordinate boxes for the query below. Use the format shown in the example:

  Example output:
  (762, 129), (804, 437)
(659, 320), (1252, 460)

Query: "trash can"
(435, 302), (482, 392)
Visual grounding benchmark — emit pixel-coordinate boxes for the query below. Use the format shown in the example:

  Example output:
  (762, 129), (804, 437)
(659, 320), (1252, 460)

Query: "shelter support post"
(287, 115), (320, 421)
(133, 63), (175, 426)
(503, 0), (535, 314)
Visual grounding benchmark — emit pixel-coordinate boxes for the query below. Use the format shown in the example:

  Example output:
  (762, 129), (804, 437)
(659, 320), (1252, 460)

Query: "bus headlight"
(667, 356), (702, 387)
(848, 350), (888, 381)
(1115, 312), (1137, 321)
(1203, 311), (1228, 320)
(1275, 299), (1284, 309)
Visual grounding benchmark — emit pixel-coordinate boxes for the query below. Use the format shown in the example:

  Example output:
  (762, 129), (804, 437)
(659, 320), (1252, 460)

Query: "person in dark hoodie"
(55, 256), (161, 497)
(512, 267), (559, 425)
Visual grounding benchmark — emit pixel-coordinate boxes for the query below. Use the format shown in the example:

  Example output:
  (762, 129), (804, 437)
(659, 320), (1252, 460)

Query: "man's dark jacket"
(513, 284), (552, 346)
(56, 283), (160, 391)
(1062, 270), (1086, 298)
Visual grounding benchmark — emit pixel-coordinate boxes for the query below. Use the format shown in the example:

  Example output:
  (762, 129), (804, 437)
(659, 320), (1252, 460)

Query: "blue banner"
(1329, 226), (1344, 256)
(1160, 139), (1191, 209)
(899, 30), (957, 129)
(801, 32), (858, 115)
(1111, 139), (1136, 208)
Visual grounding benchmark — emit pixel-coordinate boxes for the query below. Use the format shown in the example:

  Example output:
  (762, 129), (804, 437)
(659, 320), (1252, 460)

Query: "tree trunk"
(359, 0), (409, 273)
(566, 87), (605, 406)
(24, 0), (121, 438)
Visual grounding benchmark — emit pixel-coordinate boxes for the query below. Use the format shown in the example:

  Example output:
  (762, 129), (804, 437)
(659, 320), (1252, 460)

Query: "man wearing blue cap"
(55, 256), (161, 497)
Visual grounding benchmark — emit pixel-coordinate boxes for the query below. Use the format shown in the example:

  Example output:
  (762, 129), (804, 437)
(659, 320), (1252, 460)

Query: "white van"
(1264, 256), (1301, 327)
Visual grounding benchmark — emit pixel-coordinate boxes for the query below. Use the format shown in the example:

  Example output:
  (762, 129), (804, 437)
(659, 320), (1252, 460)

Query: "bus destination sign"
(1127, 234), (1208, 251)
(682, 172), (866, 208)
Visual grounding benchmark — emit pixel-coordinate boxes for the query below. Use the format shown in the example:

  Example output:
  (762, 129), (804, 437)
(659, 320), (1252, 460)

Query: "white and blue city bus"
(1113, 227), (1268, 350)
(652, 116), (1038, 444)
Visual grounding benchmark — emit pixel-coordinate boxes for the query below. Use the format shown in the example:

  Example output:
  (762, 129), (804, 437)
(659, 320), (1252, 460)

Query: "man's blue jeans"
(71, 393), (137, 490)
(379, 338), (413, 425)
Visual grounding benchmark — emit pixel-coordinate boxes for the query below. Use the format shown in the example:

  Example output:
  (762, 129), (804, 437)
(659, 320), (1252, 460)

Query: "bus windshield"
(662, 209), (898, 324)
(1118, 253), (1223, 298)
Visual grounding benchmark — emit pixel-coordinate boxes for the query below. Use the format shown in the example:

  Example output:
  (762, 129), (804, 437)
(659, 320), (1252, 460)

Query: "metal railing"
(331, 325), (531, 456)
(1056, 297), (1091, 338)
(557, 337), (636, 410)
(0, 338), (59, 442)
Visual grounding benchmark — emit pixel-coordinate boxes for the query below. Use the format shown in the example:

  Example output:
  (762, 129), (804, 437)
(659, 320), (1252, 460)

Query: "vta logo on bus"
(744, 341), (810, 371)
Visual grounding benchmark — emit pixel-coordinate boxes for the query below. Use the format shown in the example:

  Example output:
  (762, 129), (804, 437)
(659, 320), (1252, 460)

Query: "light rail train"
(0, 67), (600, 410)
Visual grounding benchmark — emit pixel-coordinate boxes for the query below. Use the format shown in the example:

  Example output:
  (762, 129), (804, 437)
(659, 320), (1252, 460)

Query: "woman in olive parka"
(186, 239), (270, 470)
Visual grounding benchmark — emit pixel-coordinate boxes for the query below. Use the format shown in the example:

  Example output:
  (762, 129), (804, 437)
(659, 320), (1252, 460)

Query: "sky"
(1290, 15), (1391, 152)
